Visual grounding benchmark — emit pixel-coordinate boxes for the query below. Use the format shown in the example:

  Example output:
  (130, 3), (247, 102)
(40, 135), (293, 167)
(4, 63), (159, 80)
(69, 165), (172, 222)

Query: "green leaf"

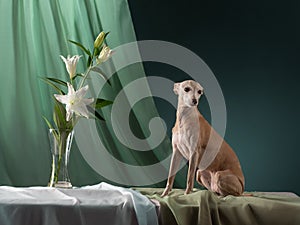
(53, 100), (74, 131)
(94, 110), (105, 121)
(104, 31), (110, 38)
(87, 56), (93, 68)
(68, 40), (92, 58)
(90, 66), (111, 85)
(46, 77), (67, 87)
(87, 105), (105, 121)
(41, 77), (65, 94)
(53, 100), (67, 130)
(71, 73), (84, 81)
(102, 31), (110, 45)
(42, 116), (54, 130)
(95, 99), (113, 109)
(93, 47), (100, 57)
(43, 116), (61, 141)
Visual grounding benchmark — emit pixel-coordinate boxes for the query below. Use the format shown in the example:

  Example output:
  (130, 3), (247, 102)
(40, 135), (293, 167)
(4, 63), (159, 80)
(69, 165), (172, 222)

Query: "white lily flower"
(54, 83), (94, 121)
(96, 45), (113, 64)
(60, 55), (82, 79)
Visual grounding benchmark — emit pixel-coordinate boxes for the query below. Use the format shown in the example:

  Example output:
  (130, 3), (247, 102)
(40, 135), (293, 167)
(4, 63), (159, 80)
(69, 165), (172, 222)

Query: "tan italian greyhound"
(162, 80), (245, 196)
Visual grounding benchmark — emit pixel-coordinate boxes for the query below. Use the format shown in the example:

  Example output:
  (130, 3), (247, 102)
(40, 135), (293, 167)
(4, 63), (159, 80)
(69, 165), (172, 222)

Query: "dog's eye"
(198, 90), (203, 95)
(184, 87), (191, 92)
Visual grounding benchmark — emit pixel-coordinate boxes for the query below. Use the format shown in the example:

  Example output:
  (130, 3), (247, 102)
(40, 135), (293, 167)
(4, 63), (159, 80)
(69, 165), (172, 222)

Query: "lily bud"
(94, 31), (105, 49)
(96, 45), (113, 64)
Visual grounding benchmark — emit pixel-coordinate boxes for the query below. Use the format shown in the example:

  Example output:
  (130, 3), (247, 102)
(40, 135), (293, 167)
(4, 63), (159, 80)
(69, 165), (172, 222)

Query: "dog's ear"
(173, 83), (180, 95)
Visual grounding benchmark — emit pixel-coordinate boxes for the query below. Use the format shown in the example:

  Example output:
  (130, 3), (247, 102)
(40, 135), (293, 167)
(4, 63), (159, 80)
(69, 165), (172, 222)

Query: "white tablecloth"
(0, 182), (159, 225)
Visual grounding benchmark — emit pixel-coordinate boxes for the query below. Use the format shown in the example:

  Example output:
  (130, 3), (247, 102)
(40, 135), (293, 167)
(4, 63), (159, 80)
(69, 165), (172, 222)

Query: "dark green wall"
(128, 0), (300, 194)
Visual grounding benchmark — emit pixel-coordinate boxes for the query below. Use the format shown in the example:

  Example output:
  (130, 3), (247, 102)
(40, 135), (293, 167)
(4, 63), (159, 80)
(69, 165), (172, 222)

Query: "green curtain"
(0, 0), (181, 187)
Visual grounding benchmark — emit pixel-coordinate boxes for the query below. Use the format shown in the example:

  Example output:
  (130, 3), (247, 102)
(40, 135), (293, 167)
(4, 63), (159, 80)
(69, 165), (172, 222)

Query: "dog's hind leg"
(211, 170), (244, 196)
(196, 170), (213, 191)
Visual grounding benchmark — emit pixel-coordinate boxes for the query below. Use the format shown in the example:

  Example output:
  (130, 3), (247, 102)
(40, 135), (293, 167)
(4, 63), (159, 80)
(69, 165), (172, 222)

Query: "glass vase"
(48, 129), (74, 188)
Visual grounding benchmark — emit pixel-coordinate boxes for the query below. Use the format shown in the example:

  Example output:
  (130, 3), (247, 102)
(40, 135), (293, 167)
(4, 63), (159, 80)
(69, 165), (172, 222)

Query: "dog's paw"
(184, 188), (192, 195)
(161, 187), (171, 197)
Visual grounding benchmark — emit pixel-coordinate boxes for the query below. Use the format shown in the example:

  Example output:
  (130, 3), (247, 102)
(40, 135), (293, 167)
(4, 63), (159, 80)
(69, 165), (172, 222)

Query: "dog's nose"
(192, 99), (197, 105)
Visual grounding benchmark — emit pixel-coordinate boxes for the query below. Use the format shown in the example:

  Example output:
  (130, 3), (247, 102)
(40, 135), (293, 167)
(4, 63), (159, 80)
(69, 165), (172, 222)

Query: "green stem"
(55, 155), (62, 183)
(79, 65), (92, 89)
(52, 130), (68, 185)
(70, 76), (74, 87)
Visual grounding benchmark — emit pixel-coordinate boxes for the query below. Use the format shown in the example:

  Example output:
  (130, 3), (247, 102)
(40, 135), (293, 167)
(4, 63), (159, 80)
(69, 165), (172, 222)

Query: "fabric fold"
(135, 188), (300, 225)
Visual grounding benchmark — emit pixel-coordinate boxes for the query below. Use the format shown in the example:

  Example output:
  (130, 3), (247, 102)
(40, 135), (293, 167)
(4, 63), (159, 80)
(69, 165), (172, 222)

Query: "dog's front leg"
(161, 147), (183, 197)
(185, 151), (200, 195)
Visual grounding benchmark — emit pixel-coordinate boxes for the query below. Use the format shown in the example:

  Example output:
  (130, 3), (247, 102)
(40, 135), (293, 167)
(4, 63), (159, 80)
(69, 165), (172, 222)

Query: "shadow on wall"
(128, 0), (300, 194)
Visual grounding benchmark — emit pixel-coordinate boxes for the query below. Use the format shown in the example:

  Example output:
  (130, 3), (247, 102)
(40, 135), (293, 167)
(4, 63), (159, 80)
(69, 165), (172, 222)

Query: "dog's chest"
(173, 110), (200, 159)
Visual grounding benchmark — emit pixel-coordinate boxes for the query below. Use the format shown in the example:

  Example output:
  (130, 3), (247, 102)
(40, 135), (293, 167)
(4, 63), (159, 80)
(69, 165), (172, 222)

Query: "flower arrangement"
(42, 31), (113, 187)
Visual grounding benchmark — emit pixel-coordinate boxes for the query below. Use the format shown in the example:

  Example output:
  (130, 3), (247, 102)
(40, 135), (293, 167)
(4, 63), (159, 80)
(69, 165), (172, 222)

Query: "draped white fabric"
(0, 183), (159, 225)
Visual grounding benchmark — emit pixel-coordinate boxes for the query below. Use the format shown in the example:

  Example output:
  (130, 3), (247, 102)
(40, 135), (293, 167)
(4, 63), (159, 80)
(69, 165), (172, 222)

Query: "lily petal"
(54, 94), (70, 105)
(75, 85), (89, 98)
(60, 55), (82, 79)
(67, 82), (76, 95)
(65, 104), (73, 121)
(72, 104), (90, 118)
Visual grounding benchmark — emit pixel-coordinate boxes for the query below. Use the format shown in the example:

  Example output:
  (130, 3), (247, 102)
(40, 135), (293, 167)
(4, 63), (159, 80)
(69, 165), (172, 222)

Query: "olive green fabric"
(135, 188), (300, 225)
(0, 0), (174, 187)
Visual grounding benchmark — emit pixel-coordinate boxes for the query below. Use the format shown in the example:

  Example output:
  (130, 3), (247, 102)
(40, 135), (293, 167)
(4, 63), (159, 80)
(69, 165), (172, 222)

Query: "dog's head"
(174, 80), (204, 107)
